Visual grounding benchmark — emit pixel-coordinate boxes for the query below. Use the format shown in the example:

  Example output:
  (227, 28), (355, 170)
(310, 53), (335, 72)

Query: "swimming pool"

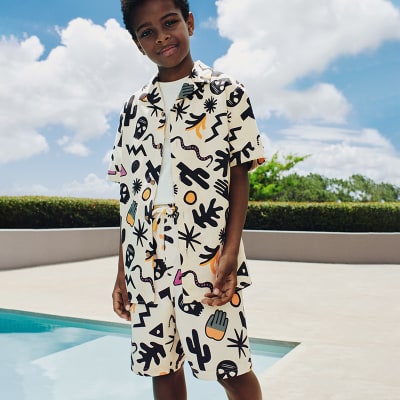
(0, 308), (297, 400)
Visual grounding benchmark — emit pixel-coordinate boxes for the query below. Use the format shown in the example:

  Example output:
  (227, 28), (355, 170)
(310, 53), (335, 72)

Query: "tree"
(249, 153), (400, 202)
(276, 173), (337, 202)
(328, 175), (400, 202)
(249, 152), (310, 201)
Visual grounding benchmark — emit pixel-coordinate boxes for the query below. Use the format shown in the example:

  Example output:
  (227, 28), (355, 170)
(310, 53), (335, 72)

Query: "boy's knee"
(152, 367), (187, 400)
(218, 370), (262, 400)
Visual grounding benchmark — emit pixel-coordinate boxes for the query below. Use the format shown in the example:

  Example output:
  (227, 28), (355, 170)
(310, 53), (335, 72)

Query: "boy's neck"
(157, 57), (195, 82)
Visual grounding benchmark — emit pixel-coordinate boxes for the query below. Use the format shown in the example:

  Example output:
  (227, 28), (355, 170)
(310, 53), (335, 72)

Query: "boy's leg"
(218, 370), (262, 400)
(152, 366), (187, 400)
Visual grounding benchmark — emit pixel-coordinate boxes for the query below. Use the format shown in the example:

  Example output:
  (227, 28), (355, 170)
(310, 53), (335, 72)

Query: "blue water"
(0, 309), (297, 400)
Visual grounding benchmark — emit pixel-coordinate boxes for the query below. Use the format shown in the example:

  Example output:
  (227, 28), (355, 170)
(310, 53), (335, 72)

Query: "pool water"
(0, 309), (297, 400)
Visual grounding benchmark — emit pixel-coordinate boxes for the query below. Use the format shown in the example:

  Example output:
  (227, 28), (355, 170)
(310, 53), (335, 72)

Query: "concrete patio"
(1, 257), (399, 399)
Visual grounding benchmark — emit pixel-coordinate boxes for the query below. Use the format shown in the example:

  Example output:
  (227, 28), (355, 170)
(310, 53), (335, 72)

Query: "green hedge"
(0, 197), (119, 229)
(245, 202), (400, 232)
(1, 197), (399, 232)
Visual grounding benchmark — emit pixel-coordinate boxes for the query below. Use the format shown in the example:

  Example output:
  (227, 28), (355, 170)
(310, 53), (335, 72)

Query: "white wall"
(1, 228), (399, 270)
(0, 228), (119, 270)
(242, 230), (400, 264)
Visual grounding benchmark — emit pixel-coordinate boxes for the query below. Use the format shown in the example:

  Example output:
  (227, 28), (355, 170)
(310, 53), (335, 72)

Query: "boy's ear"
(134, 39), (146, 55)
(187, 12), (195, 36)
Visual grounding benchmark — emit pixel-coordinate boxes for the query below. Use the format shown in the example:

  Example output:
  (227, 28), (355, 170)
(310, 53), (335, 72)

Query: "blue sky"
(1, 0), (400, 198)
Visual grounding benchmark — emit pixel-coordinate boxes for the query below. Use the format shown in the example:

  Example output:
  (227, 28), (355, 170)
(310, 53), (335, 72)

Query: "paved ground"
(1, 257), (400, 399)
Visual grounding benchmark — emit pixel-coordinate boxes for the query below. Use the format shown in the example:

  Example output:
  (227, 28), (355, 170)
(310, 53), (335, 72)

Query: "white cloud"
(200, 17), (218, 30)
(214, 0), (400, 186)
(0, 126), (50, 163)
(57, 136), (89, 156)
(278, 125), (393, 149)
(1, 4), (400, 195)
(262, 125), (400, 185)
(214, 0), (400, 122)
(277, 84), (351, 123)
(2, 173), (119, 199)
(0, 18), (154, 163)
(61, 173), (119, 198)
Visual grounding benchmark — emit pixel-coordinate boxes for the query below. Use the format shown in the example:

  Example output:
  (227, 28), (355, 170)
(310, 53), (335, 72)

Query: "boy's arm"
(112, 235), (131, 321)
(202, 163), (249, 306)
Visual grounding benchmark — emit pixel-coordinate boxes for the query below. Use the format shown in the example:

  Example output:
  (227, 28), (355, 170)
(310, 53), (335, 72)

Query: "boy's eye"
(139, 29), (153, 38)
(165, 19), (178, 28)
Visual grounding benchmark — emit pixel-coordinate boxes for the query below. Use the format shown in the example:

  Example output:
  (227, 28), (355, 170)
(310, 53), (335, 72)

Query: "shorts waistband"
(152, 204), (178, 218)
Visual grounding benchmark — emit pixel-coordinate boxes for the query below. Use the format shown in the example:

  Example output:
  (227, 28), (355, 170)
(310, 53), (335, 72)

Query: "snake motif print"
(132, 265), (155, 293)
(144, 133), (163, 153)
(182, 270), (214, 291)
(171, 136), (213, 167)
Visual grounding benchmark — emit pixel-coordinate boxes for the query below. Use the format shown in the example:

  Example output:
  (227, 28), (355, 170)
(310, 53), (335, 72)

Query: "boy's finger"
(202, 294), (231, 307)
(121, 290), (130, 311)
(213, 273), (229, 291)
(112, 291), (131, 321)
(202, 286), (235, 306)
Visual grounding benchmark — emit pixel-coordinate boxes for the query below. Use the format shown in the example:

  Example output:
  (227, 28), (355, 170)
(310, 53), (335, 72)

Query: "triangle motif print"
(174, 269), (183, 286)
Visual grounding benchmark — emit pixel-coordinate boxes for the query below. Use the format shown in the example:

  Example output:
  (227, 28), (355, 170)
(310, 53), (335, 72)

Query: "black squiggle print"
(171, 136), (213, 167)
(182, 270), (213, 291)
(131, 265), (155, 293)
(143, 133), (163, 154)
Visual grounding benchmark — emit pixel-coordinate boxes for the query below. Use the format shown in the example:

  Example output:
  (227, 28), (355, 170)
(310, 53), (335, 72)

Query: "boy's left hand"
(202, 253), (237, 306)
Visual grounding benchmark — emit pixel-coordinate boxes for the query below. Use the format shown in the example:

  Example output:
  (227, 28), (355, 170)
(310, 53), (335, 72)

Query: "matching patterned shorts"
(129, 204), (253, 381)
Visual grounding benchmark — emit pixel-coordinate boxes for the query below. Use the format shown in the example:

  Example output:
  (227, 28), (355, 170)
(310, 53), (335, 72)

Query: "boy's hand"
(202, 253), (237, 307)
(112, 273), (131, 321)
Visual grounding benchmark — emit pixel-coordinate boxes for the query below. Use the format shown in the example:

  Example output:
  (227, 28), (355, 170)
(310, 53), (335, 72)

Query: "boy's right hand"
(112, 273), (131, 321)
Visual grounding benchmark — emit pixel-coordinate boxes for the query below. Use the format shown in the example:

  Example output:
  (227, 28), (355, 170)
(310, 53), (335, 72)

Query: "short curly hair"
(121, 0), (190, 40)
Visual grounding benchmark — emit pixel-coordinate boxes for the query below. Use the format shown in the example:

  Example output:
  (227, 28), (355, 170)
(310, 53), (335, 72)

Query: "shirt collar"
(138, 60), (212, 101)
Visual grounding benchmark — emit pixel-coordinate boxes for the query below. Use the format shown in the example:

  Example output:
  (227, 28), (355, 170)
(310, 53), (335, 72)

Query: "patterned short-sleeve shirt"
(108, 61), (265, 304)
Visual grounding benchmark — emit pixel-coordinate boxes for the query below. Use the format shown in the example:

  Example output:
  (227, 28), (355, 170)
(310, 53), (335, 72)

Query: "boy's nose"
(156, 34), (171, 44)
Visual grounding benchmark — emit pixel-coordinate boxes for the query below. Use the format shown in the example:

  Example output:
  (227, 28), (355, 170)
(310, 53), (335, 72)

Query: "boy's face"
(131, 0), (194, 81)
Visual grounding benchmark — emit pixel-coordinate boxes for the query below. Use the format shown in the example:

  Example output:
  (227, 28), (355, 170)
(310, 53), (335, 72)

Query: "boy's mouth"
(159, 44), (178, 57)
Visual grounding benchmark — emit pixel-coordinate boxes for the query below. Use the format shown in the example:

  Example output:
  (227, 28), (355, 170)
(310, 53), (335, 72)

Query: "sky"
(0, 0), (400, 199)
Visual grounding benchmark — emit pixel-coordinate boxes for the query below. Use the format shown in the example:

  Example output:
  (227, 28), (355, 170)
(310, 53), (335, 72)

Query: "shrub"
(245, 202), (400, 232)
(0, 197), (119, 229)
(1, 197), (399, 232)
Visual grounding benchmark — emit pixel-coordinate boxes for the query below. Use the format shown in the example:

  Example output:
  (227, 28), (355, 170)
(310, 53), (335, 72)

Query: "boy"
(108, 1), (265, 399)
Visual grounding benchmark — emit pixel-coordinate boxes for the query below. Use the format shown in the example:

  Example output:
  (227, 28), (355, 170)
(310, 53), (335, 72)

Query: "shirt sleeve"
(106, 114), (123, 183)
(228, 81), (265, 171)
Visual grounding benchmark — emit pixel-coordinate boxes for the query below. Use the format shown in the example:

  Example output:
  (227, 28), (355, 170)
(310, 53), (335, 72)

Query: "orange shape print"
(186, 114), (206, 139)
(205, 310), (229, 341)
(184, 191), (197, 205)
